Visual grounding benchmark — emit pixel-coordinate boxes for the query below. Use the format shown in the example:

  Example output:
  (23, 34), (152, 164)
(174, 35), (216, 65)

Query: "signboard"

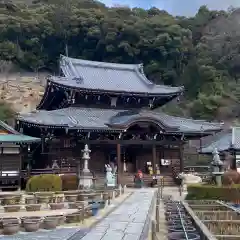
(161, 159), (171, 166)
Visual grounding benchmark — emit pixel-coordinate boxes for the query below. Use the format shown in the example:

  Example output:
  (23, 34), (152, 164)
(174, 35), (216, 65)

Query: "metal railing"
(151, 183), (164, 240)
(176, 201), (189, 240)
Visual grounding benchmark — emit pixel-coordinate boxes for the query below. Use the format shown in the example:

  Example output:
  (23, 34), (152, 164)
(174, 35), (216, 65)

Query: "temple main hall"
(16, 55), (223, 185)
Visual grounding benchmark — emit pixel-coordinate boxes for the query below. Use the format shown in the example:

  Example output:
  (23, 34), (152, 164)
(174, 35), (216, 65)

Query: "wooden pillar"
(41, 135), (45, 153)
(135, 156), (138, 172)
(117, 144), (121, 185)
(152, 144), (157, 175)
(179, 142), (184, 173)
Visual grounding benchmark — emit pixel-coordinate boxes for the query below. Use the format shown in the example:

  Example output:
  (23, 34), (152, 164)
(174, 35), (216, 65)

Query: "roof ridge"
(61, 55), (159, 89)
(135, 65), (184, 90)
(60, 55), (140, 71)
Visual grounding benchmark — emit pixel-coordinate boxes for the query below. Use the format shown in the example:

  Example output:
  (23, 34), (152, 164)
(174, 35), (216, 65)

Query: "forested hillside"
(0, 0), (240, 121)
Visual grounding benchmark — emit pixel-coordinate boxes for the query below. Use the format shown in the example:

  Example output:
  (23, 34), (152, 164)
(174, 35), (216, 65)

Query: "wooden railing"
(184, 165), (211, 182)
(171, 165), (211, 184)
(184, 165), (210, 173)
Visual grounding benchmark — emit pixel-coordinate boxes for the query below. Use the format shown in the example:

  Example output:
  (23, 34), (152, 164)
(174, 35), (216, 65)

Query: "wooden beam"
(75, 139), (181, 146)
(117, 143), (121, 185)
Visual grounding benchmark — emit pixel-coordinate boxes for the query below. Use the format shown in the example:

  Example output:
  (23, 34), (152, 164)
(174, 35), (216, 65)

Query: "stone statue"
(211, 148), (224, 186)
(105, 164), (116, 187)
(212, 148), (223, 166)
(52, 160), (59, 169)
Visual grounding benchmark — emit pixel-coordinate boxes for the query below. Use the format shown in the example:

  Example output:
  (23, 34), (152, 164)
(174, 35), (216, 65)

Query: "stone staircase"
(120, 173), (176, 187)
(94, 172), (176, 187)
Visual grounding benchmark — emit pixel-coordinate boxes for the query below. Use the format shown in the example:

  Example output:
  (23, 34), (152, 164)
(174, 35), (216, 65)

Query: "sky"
(99, 0), (240, 16)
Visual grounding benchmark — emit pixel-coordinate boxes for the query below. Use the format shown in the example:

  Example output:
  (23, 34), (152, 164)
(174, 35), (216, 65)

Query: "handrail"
(176, 201), (189, 240)
(216, 200), (240, 214)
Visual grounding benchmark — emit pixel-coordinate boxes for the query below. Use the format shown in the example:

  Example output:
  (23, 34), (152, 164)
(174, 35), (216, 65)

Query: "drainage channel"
(164, 198), (201, 240)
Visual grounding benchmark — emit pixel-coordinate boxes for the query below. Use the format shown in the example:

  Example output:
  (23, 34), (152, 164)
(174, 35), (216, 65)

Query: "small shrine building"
(200, 127), (240, 171)
(0, 120), (40, 189)
(16, 55), (223, 182)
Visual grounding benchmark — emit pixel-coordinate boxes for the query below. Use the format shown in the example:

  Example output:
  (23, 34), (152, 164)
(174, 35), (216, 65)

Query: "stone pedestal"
(212, 172), (224, 186)
(79, 173), (93, 189)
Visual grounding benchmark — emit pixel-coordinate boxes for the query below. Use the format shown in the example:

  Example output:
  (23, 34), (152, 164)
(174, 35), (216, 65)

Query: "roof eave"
(49, 79), (183, 97)
(198, 149), (227, 154)
(0, 120), (20, 135)
(167, 129), (223, 136)
(0, 139), (40, 144)
(18, 120), (123, 132)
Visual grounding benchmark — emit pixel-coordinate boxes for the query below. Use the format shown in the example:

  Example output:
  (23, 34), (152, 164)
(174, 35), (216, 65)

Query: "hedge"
(26, 174), (62, 192)
(186, 184), (240, 201)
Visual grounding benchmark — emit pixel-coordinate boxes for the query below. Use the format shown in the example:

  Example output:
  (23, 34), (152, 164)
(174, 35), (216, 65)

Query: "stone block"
(101, 231), (124, 240)
(123, 233), (140, 240)
(109, 221), (129, 231)
(125, 223), (145, 234)
(81, 232), (104, 240)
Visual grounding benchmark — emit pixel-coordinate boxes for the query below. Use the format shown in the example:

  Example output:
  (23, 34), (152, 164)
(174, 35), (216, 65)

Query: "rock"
(222, 170), (240, 185)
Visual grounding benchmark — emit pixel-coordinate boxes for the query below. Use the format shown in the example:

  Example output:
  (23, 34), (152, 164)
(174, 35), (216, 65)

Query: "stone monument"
(52, 160), (59, 169)
(79, 144), (93, 189)
(211, 148), (224, 186)
(105, 164), (117, 187)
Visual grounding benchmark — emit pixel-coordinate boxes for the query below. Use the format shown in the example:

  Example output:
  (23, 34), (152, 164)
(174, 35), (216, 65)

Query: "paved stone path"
(0, 189), (155, 240)
(79, 188), (155, 240)
(0, 228), (86, 240)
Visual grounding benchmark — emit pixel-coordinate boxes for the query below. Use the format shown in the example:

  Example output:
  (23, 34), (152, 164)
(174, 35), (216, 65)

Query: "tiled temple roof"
(0, 120), (40, 144)
(200, 127), (240, 153)
(18, 107), (223, 134)
(0, 134), (40, 144)
(53, 55), (184, 96)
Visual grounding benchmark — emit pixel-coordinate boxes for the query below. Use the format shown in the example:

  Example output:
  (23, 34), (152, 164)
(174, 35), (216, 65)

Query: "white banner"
(161, 159), (171, 166)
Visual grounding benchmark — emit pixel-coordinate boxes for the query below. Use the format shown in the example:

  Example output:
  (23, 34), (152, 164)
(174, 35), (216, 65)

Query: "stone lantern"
(82, 144), (91, 173)
(78, 144), (93, 189)
(211, 148), (224, 186)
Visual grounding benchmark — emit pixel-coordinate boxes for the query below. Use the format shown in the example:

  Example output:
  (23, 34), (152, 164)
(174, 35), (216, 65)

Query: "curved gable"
(108, 110), (178, 132)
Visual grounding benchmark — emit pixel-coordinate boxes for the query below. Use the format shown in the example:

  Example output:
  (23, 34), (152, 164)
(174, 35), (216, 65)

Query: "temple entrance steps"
(120, 173), (176, 187)
(93, 172), (176, 187)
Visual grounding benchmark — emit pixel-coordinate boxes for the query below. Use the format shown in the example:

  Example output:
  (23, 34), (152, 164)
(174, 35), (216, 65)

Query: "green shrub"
(186, 184), (240, 201)
(60, 174), (78, 191)
(26, 174), (62, 192)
